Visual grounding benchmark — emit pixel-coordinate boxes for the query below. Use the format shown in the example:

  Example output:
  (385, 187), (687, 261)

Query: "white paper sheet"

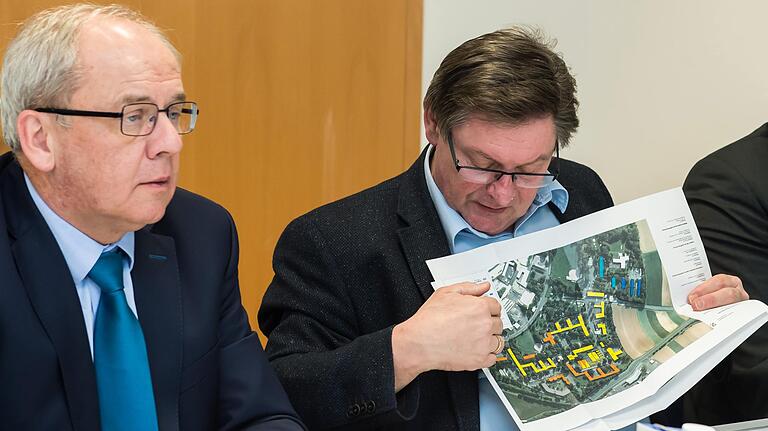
(427, 188), (768, 431)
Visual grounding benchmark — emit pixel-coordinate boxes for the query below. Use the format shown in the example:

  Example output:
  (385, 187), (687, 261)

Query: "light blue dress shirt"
(25, 174), (137, 359)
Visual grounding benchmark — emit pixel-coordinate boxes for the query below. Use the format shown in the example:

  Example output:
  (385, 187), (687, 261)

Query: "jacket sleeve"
(216, 212), (307, 431)
(682, 154), (768, 422)
(258, 215), (420, 430)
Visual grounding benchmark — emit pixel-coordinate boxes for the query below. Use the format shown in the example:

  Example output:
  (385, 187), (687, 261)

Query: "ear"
(423, 109), (441, 146)
(17, 110), (55, 172)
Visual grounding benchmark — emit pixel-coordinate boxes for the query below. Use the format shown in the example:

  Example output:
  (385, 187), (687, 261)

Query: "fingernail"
(694, 298), (704, 310)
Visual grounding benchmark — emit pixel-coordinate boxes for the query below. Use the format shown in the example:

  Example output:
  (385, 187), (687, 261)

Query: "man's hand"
(391, 281), (503, 392)
(688, 274), (749, 311)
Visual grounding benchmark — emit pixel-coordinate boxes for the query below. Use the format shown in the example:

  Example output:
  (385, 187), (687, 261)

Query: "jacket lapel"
(395, 148), (480, 431)
(132, 228), (182, 431)
(549, 158), (614, 224)
(2, 159), (100, 431)
(396, 148), (452, 301)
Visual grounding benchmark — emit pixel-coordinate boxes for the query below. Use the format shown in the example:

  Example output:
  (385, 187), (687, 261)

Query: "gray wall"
(422, 0), (768, 203)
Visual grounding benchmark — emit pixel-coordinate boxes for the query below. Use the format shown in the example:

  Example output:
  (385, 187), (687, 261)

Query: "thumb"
(452, 281), (491, 296)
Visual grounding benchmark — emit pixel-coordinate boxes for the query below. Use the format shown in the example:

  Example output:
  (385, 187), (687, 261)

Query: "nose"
(485, 174), (517, 205)
(145, 113), (183, 159)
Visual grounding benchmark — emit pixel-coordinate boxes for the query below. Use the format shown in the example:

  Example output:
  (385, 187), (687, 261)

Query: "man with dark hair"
(680, 124), (768, 425)
(259, 28), (747, 430)
(0, 4), (304, 430)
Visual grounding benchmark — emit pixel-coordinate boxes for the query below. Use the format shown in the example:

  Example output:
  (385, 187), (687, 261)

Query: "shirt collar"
(24, 173), (135, 284)
(423, 145), (568, 250)
(516, 172), (569, 228)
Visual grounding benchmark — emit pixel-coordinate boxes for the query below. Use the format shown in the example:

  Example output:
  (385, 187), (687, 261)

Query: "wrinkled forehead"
(451, 116), (557, 165)
(76, 16), (180, 72)
(72, 17), (183, 107)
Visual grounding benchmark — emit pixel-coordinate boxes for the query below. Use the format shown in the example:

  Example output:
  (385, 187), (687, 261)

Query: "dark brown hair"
(424, 27), (578, 146)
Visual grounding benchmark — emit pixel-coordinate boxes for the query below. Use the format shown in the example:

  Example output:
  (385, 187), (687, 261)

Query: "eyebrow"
(118, 92), (187, 106)
(468, 147), (552, 170)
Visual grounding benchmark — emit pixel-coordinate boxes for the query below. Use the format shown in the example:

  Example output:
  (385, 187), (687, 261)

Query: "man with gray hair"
(259, 28), (748, 430)
(0, 4), (304, 430)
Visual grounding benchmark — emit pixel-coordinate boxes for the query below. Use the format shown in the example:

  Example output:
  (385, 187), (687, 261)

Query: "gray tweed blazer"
(259, 148), (613, 430)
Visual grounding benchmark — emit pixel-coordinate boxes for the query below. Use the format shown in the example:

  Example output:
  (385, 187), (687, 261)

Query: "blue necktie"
(90, 249), (159, 431)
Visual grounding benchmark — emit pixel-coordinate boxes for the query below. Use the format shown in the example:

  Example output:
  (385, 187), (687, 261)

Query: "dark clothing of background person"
(681, 123), (768, 425)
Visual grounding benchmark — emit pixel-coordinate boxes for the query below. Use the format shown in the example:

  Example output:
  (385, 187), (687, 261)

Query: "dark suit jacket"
(0, 152), (305, 431)
(680, 123), (768, 425)
(259, 148), (613, 430)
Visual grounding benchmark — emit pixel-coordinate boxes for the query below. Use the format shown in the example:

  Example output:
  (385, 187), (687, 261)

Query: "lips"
(476, 202), (508, 213)
(140, 176), (171, 186)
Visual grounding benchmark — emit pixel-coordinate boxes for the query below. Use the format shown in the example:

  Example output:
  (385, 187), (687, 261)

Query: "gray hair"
(0, 3), (181, 152)
(424, 27), (579, 147)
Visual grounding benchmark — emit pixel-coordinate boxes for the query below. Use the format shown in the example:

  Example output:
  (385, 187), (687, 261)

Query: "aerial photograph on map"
(488, 219), (712, 423)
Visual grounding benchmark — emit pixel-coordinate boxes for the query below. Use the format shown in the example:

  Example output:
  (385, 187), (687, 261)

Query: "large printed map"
(488, 220), (711, 423)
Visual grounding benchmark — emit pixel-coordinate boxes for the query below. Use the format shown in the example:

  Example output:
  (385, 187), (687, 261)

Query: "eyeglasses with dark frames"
(34, 101), (199, 137)
(447, 133), (559, 189)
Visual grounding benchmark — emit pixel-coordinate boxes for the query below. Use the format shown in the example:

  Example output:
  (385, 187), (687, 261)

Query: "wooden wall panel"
(0, 0), (423, 339)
